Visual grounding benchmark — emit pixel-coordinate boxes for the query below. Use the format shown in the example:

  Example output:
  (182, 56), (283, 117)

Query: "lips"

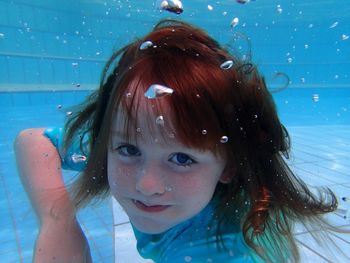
(133, 199), (170, 213)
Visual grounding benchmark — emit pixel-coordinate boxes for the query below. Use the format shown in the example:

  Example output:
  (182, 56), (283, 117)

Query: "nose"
(135, 163), (166, 196)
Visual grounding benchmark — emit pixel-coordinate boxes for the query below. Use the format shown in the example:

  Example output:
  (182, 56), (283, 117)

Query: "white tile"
(114, 223), (153, 263)
(297, 242), (330, 263)
(296, 231), (350, 262)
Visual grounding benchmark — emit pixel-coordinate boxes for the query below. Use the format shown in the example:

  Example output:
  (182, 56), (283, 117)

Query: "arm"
(14, 128), (92, 263)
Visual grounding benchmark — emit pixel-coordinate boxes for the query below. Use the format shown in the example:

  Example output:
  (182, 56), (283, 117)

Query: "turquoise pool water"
(1, 0), (350, 262)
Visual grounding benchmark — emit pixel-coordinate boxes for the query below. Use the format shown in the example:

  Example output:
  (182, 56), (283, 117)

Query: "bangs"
(111, 55), (231, 156)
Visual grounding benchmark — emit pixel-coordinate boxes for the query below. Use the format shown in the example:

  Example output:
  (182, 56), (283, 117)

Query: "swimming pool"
(1, 0), (350, 262)
(1, 89), (349, 262)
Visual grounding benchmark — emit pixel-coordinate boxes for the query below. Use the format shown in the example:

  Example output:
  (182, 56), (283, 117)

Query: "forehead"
(111, 86), (177, 144)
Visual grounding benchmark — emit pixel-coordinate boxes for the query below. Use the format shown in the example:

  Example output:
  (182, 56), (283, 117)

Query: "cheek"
(174, 172), (219, 197)
(107, 158), (134, 190)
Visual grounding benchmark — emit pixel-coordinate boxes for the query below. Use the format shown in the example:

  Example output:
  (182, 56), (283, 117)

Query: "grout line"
(0, 174), (23, 262)
(79, 218), (105, 263)
(92, 205), (113, 236)
(113, 221), (130, 227)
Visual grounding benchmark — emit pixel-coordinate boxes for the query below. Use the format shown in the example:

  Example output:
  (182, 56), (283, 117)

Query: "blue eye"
(116, 144), (140, 157)
(169, 153), (196, 167)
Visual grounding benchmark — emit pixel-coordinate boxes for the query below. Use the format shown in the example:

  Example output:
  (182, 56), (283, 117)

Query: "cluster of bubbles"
(276, 4), (283, 14)
(337, 196), (350, 219)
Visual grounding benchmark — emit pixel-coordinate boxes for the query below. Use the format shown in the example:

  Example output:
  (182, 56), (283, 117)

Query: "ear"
(219, 166), (235, 184)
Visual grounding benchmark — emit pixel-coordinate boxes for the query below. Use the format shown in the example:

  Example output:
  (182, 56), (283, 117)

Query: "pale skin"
(14, 117), (231, 262)
(14, 128), (92, 263)
(108, 109), (229, 234)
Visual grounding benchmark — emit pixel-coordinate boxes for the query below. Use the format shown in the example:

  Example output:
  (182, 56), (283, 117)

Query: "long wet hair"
(63, 19), (341, 262)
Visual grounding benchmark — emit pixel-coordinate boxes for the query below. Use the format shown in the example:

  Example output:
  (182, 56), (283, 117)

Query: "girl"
(15, 19), (343, 263)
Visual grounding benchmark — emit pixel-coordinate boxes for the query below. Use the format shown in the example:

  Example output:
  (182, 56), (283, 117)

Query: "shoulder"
(161, 229), (258, 263)
(15, 128), (53, 152)
(133, 204), (260, 263)
(43, 127), (89, 171)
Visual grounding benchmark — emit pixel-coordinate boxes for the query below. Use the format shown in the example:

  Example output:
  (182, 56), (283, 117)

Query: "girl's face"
(107, 111), (227, 234)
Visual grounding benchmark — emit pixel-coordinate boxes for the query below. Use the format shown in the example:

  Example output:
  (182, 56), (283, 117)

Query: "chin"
(130, 217), (174, 234)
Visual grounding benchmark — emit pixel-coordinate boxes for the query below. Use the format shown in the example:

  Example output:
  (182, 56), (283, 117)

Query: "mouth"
(133, 199), (171, 213)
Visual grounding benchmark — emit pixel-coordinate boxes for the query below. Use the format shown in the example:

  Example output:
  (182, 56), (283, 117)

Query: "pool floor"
(1, 104), (350, 262)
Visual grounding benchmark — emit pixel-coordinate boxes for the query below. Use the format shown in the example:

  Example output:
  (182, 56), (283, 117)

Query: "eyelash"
(115, 144), (141, 157)
(114, 144), (197, 167)
(168, 153), (197, 167)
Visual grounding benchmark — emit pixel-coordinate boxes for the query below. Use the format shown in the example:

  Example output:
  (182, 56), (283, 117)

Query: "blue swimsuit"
(43, 127), (262, 263)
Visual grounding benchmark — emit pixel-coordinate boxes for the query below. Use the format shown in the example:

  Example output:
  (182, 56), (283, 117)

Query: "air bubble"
(207, 5), (213, 11)
(220, 60), (234, 70)
(71, 62), (79, 67)
(144, 84), (174, 99)
(276, 5), (283, 14)
(230, 17), (239, 28)
(304, 44), (309, 49)
(66, 111), (73, 116)
(287, 57), (293, 63)
(236, 0), (251, 3)
(71, 153), (87, 163)
(140, 40), (153, 50)
(329, 22), (338, 28)
(184, 256), (192, 262)
(156, 115), (165, 126)
(341, 34), (349, 41)
(157, 0), (183, 14)
(165, 186), (173, 192)
(56, 104), (62, 109)
(312, 94), (319, 102)
(202, 129), (207, 135)
(220, 136), (229, 143)
(0, 33), (4, 39)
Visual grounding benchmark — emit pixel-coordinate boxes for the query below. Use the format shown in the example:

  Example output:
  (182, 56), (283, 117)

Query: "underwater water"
(0, 0), (350, 262)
